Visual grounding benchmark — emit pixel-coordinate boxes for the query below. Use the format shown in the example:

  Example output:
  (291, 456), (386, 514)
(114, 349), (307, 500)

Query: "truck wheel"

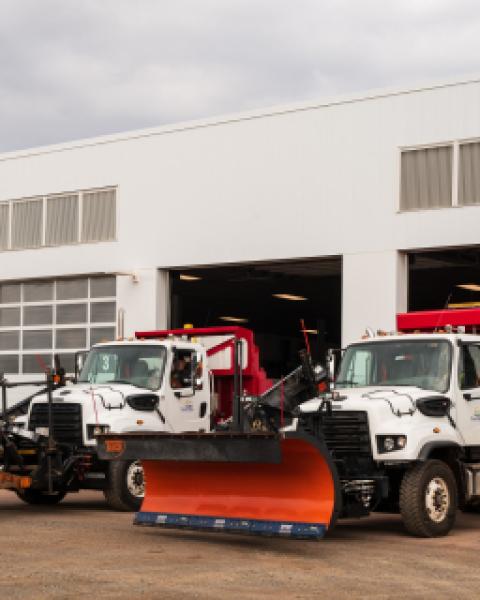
(399, 460), (457, 537)
(103, 460), (145, 511)
(16, 489), (66, 505)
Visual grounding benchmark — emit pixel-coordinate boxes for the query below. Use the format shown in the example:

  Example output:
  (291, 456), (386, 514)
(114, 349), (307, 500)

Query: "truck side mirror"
(326, 349), (336, 382)
(74, 351), (88, 383)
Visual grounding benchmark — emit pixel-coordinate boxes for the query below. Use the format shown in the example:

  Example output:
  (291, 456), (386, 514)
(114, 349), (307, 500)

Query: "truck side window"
(459, 345), (480, 390)
(170, 350), (194, 389)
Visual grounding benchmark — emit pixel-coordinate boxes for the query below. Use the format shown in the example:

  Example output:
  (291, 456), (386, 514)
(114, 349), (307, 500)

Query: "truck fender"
(417, 441), (463, 461)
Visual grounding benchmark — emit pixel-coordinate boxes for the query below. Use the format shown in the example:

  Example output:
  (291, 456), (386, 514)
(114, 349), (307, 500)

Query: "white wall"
(115, 269), (169, 338)
(342, 251), (408, 345)
(1, 78), (480, 342)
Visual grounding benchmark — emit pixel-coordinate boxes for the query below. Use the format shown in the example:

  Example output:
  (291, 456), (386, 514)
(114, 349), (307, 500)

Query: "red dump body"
(397, 308), (480, 333)
(135, 326), (272, 418)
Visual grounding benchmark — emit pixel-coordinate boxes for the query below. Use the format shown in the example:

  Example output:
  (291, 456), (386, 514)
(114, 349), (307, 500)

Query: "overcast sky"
(1, 0), (480, 152)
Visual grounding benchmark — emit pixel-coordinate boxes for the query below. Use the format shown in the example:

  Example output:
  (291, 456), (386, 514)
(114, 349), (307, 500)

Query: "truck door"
(164, 348), (209, 432)
(456, 342), (480, 446)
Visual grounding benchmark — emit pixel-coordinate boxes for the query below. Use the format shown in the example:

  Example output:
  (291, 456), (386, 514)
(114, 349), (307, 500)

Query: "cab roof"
(92, 339), (204, 351)
(350, 332), (480, 346)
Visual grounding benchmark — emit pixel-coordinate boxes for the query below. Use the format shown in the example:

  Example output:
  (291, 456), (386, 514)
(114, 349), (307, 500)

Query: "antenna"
(300, 319), (311, 355)
(433, 292), (453, 331)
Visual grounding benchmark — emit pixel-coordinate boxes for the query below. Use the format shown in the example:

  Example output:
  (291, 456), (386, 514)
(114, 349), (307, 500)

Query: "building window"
(400, 146), (453, 211)
(0, 275), (116, 375)
(0, 186), (116, 252)
(0, 284), (20, 304)
(458, 141), (480, 206)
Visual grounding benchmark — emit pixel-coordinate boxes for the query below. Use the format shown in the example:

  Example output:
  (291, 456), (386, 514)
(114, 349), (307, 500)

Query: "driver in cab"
(170, 355), (192, 389)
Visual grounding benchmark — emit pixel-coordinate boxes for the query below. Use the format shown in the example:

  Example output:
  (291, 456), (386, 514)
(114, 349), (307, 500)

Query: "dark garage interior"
(409, 247), (480, 311)
(169, 258), (341, 378)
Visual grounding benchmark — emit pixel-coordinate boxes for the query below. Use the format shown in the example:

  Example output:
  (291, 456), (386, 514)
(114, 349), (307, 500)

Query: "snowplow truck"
(0, 326), (312, 510)
(0, 336), (212, 509)
(97, 328), (480, 538)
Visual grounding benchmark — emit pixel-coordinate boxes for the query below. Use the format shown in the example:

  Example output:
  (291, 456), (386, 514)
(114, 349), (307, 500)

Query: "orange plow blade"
(98, 432), (340, 539)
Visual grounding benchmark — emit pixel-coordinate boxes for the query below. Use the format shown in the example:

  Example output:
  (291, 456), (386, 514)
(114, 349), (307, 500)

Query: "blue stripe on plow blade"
(134, 511), (327, 539)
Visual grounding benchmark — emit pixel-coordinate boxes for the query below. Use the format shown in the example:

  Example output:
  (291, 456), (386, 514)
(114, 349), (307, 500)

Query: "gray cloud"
(1, 0), (480, 151)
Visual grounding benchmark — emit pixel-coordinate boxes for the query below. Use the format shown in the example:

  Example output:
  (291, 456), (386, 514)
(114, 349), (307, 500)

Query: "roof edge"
(2, 73), (480, 162)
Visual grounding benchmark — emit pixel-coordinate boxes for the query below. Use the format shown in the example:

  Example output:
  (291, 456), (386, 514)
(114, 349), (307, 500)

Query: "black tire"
(16, 489), (66, 505)
(399, 459), (457, 537)
(103, 460), (144, 512)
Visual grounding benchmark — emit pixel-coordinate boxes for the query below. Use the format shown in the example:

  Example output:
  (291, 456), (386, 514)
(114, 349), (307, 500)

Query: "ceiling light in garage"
(179, 274), (202, 281)
(303, 329), (319, 334)
(449, 301), (480, 308)
(219, 316), (249, 323)
(457, 283), (480, 292)
(272, 293), (307, 301)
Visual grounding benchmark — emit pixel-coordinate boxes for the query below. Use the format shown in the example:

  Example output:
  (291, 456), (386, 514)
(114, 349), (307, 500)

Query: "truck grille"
(301, 410), (371, 457)
(29, 402), (83, 446)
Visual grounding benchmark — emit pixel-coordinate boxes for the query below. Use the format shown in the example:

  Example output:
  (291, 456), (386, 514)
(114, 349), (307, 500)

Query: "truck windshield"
(336, 340), (452, 393)
(78, 345), (166, 391)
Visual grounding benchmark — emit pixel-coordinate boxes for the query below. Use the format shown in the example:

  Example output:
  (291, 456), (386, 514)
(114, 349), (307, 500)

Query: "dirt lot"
(1, 490), (480, 600)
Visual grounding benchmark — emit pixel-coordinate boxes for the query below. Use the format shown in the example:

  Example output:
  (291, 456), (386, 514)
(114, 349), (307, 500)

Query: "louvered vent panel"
(0, 203), (9, 250)
(400, 146), (452, 211)
(46, 194), (78, 246)
(11, 199), (43, 249)
(459, 141), (480, 206)
(82, 189), (116, 242)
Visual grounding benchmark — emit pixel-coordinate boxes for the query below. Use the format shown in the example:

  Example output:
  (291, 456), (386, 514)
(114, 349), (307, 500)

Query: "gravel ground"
(1, 490), (479, 600)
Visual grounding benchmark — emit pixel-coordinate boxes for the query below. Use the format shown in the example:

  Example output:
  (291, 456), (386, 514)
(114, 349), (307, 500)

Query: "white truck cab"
(297, 333), (480, 536)
(72, 339), (211, 438)
(15, 339), (211, 510)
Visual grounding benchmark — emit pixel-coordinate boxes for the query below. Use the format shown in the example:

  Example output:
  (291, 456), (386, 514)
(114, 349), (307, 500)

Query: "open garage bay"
(170, 257), (341, 378)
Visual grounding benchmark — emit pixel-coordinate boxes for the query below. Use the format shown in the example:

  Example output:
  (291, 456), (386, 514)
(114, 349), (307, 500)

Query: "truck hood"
(31, 383), (157, 410)
(299, 386), (443, 418)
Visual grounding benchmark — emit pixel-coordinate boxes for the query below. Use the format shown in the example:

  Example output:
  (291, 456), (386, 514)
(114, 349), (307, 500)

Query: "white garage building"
(1, 76), (480, 383)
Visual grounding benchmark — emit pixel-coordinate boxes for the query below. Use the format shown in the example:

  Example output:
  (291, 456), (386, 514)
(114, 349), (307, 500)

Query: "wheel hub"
(425, 477), (449, 523)
(126, 461), (145, 498)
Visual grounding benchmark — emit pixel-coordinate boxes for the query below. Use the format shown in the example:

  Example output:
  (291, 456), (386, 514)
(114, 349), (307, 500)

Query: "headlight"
(377, 435), (407, 454)
(87, 424), (111, 439)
